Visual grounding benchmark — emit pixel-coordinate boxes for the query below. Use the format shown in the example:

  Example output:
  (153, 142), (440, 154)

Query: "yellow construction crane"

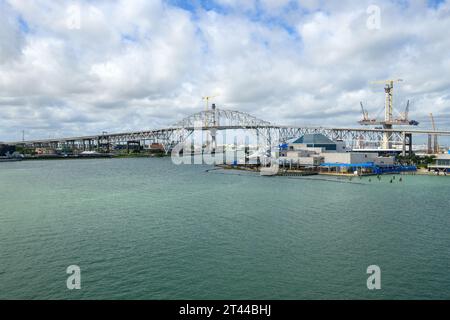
(202, 95), (219, 128)
(202, 95), (219, 113)
(371, 79), (403, 84)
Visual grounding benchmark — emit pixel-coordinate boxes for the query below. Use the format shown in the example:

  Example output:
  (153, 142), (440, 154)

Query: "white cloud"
(1, 0), (450, 142)
(0, 1), (24, 63)
(260, 0), (291, 12)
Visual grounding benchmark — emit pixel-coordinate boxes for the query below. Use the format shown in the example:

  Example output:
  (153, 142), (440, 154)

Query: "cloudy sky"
(1, 0), (449, 141)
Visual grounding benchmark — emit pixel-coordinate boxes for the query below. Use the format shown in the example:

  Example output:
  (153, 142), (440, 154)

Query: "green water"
(0, 158), (449, 300)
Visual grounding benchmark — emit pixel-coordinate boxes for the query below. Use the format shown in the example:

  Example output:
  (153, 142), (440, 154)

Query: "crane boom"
(404, 100), (410, 120)
(370, 79), (403, 85)
(202, 95), (219, 112)
(360, 102), (368, 121)
(430, 113), (436, 130)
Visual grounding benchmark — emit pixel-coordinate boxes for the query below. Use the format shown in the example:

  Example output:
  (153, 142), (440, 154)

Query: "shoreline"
(0, 153), (168, 162)
(216, 164), (449, 177)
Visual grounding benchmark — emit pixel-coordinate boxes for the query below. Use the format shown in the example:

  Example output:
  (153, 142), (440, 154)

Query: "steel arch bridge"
(172, 108), (271, 128)
(7, 107), (450, 155)
(167, 108), (274, 152)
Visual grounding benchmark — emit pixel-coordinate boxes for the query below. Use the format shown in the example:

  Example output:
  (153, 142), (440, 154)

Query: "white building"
(279, 134), (395, 168)
(428, 153), (450, 173)
(322, 152), (394, 166)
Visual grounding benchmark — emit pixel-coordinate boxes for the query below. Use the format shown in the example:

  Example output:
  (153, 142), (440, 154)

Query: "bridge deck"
(6, 125), (450, 145)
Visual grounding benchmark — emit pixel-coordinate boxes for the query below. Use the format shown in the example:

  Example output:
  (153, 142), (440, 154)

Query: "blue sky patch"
(18, 16), (30, 33)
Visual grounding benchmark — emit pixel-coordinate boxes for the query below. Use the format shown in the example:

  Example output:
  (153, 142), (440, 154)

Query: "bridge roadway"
(4, 108), (450, 153)
(6, 125), (450, 146)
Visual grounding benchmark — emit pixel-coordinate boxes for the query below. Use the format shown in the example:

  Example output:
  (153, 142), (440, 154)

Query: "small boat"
(260, 165), (280, 176)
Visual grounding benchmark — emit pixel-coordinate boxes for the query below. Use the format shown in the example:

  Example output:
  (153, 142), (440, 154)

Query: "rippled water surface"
(0, 158), (449, 299)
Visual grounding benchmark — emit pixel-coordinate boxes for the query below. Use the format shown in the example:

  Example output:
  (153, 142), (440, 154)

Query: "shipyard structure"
(268, 133), (414, 176)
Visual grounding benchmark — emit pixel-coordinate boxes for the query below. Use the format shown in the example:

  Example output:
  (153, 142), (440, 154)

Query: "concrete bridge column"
(402, 133), (413, 157)
(234, 136), (238, 165)
(256, 130), (260, 148)
(69, 140), (75, 153)
(402, 132), (406, 157)
(408, 133), (413, 156)
(210, 128), (217, 154)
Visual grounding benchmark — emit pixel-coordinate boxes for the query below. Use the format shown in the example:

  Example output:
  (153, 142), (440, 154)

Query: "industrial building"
(321, 152), (394, 166)
(278, 133), (412, 175)
(280, 134), (344, 166)
(289, 134), (346, 152)
(428, 152), (450, 174)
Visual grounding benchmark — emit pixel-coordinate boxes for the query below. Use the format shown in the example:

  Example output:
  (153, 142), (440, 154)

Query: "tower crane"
(202, 95), (219, 113)
(201, 95), (220, 152)
(202, 95), (219, 128)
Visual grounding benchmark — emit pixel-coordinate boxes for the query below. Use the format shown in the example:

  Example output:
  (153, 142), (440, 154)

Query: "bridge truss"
(7, 108), (450, 155)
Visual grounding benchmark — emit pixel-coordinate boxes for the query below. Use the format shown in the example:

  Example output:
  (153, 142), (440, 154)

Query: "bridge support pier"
(402, 132), (413, 157)
(402, 132), (406, 157)
(209, 128), (217, 154)
(408, 133), (413, 156)
(127, 141), (140, 153)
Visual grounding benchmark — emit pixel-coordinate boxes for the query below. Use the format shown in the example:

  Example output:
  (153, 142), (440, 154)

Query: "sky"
(1, 0), (450, 142)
